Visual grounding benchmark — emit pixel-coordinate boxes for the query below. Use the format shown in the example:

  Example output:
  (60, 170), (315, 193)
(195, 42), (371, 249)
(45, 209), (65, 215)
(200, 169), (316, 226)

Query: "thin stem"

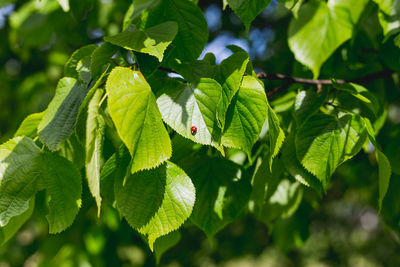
(109, 58), (119, 66)
(99, 92), (108, 107)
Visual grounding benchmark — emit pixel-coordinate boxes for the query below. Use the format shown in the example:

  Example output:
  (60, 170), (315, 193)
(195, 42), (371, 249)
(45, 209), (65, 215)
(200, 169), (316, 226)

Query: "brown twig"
(109, 58), (119, 66)
(256, 70), (394, 85)
(259, 70), (394, 98)
(156, 66), (394, 98)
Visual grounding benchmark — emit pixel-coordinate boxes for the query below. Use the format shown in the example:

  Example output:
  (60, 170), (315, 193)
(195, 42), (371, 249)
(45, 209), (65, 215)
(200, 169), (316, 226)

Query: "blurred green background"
(0, 0), (400, 266)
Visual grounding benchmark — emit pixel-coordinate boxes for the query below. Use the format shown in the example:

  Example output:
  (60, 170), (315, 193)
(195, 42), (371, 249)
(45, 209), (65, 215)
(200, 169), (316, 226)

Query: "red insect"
(191, 126), (197, 136)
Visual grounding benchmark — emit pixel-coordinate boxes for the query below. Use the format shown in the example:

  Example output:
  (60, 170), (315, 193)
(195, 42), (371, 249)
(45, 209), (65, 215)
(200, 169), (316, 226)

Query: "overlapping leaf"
(115, 162), (195, 250)
(38, 77), (86, 151)
(14, 112), (44, 139)
(40, 152), (82, 234)
(281, 131), (322, 193)
(267, 104), (285, 169)
(296, 114), (366, 188)
(106, 67), (171, 173)
(144, 0), (208, 62)
(179, 156), (251, 239)
(227, 0), (272, 32)
(0, 137), (41, 227)
(104, 22), (178, 62)
(64, 44), (97, 79)
(157, 78), (223, 152)
(90, 42), (118, 78)
(0, 198), (34, 245)
(222, 76), (268, 156)
(363, 117), (392, 211)
(373, 0), (400, 37)
(288, 0), (369, 78)
(294, 90), (327, 126)
(215, 52), (249, 129)
(332, 81), (380, 116)
(85, 89), (105, 215)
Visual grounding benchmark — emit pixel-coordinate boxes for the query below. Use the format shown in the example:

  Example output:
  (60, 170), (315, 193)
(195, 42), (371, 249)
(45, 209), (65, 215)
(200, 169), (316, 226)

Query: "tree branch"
(259, 69), (394, 98)
(156, 66), (394, 98)
(257, 69), (394, 85)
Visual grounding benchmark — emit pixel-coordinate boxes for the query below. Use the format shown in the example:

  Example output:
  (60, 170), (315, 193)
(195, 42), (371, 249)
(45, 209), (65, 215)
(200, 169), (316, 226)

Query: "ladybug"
(191, 126), (197, 136)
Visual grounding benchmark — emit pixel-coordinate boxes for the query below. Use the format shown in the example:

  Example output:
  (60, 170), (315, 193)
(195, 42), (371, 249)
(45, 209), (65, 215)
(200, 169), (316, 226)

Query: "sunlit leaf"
(106, 67), (171, 173)
(281, 131), (322, 193)
(267, 104), (285, 169)
(38, 77), (86, 151)
(288, 0), (368, 78)
(0, 137), (40, 226)
(14, 112), (44, 139)
(144, 0), (208, 62)
(215, 52), (249, 129)
(222, 76), (268, 157)
(157, 78), (223, 152)
(296, 114), (366, 188)
(85, 89), (105, 216)
(0, 198), (34, 245)
(104, 22), (178, 62)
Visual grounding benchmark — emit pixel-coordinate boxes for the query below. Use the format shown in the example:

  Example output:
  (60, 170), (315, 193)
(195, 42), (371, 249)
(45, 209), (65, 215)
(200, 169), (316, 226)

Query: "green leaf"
(281, 131), (322, 193)
(90, 42), (118, 78)
(373, 0), (400, 37)
(115, 162), (195, 251)
(258, 178), (304, 224)
(215, 52), (250, 129)
(250, 152), (285, 216)
(168, 58), (217, 83)
(267, 104), (285, 169)
(227, 0), (272, 33)
(85, 89), (105, 216)
(75, 68), (108, 144)
(278, 0), (300, 9)
(0, 137), (40, 227)
(154, 231), (181, 265)
(222, 76), (268, 157)
(279, 0), (303, 17)
(145, 0), (208, 62)
(123, 0), (157, 31)
(64, 45), (97, 79)
(157, 78), (223, 152)
(76, 56), (92, 84)
(385, 134), (400, 175)
(115, 164), (166, 230)
(180, 156), (251, 239)
(106, 67), (172, 173)
(377, 150), (391, 211)
(296, 114), (366, 188)
(0, 198), (34, 245)
(294, 90), (327, 126)
(332, 81), (380, 115)
(57, 134), (85, 170)
(38, 77), (86, 151)
(288, 0), (368, 78)
(40, 152), (82, 234)
(14, 112), (44, 139)
(362, 117), (392, 211)
(104, 22), (178, 62)
(100, 145), (130, 204)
